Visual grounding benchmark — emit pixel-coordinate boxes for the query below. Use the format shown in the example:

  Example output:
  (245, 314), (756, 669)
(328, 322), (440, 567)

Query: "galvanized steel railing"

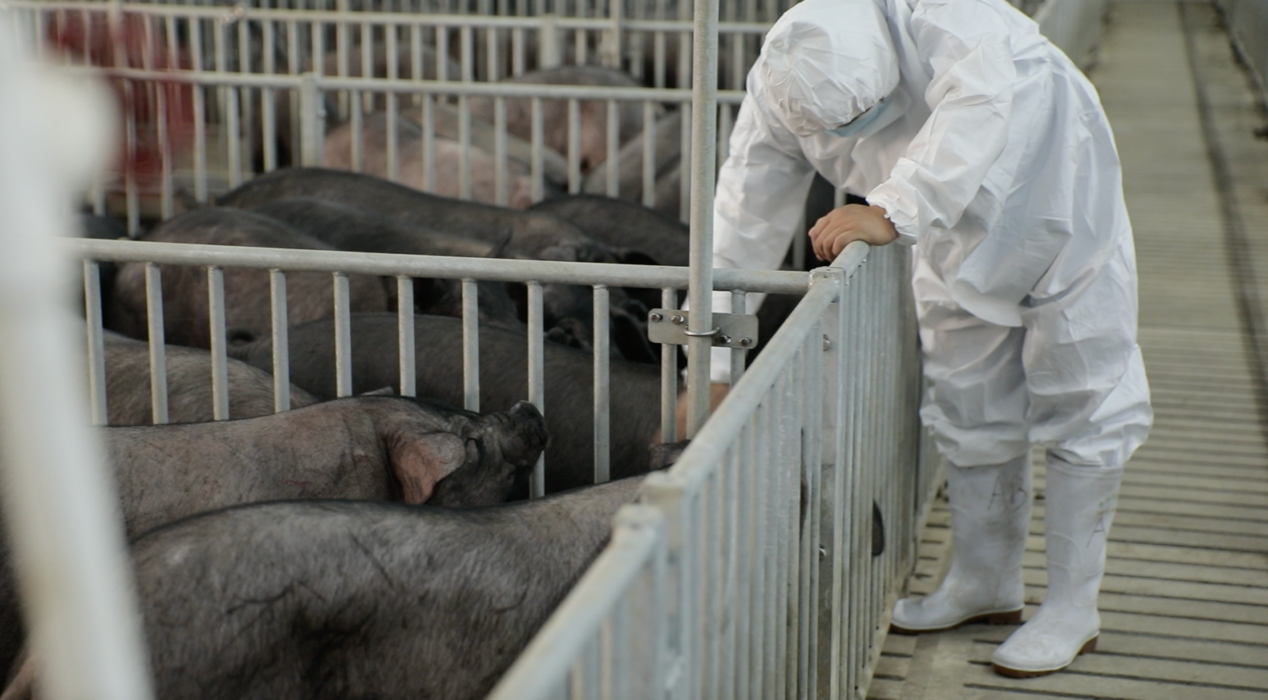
(491, 241), (938, 700)
(66, 236), (807, 490)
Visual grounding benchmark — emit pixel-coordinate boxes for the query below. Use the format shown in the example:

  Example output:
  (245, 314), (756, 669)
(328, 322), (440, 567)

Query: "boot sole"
(991, 636), (1098, 678)
(889, 609), (1023, 635)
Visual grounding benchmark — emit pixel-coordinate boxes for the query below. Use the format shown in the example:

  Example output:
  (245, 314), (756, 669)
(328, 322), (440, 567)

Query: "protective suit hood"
(752, 0), (900, 138)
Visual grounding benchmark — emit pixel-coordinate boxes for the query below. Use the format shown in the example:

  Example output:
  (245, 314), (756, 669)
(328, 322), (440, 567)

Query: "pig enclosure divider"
(66, 236), (808, 494)
(490, 241), (937, 700)
(8, 0), (766, 231)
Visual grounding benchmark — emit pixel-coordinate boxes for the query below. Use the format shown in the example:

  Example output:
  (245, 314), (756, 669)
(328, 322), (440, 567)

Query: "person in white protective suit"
(708, 0), (1153, 678)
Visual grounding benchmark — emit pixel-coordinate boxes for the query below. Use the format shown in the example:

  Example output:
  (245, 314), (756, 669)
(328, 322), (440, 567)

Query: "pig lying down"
(2, 475), (650, 700)
(99, 331), (321, 425)
(108, 395), (549, 536)
(0, 396), (547, 684)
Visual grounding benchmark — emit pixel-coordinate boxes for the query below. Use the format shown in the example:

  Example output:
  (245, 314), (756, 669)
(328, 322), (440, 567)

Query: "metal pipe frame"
(488, 241), (933, 700)
(11, 1), (775, 36)
(55, 65), (749, 104)
(65, 238), (810, 294)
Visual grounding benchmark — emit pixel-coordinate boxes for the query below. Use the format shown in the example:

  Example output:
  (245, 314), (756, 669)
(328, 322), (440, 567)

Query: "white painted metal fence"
(491, 242), (936, 700)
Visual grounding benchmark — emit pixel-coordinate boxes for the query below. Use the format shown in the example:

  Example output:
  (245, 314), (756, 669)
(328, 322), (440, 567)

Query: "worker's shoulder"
(905, 0), (1040, 35)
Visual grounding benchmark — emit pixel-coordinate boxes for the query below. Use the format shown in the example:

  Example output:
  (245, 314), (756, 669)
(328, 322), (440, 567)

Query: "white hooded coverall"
(712, 0), (1152, 469)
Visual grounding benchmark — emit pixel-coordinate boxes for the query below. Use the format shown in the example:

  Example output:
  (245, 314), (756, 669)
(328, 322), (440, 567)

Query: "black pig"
(1, 476), (647, 700)
(229, 313), (663, 494)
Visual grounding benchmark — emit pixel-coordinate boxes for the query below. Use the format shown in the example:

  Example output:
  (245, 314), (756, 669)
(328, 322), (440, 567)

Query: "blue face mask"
(827, 96), (890, 138)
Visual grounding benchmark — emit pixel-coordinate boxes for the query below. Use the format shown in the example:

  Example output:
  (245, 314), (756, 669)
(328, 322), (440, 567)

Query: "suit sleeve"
(866, 0), (1017, 244)
(708, 95), (816, 382)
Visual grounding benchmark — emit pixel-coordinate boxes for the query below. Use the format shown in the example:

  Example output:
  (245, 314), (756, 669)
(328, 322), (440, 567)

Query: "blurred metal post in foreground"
(0, 13), (155, 700)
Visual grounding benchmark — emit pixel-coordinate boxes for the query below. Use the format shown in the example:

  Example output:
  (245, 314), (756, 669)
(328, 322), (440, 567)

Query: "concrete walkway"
(867, 3), (1268, 698)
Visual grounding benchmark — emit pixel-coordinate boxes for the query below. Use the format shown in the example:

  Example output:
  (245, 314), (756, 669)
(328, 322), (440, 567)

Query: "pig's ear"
(391, 432), (466, 504)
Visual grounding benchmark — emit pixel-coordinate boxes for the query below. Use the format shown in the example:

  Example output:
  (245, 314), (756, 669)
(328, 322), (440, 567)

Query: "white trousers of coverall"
(913, 237), (1153, 470)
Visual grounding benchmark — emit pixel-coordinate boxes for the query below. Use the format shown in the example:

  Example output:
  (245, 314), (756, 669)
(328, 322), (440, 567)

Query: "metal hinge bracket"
(647, 309), (759, 349)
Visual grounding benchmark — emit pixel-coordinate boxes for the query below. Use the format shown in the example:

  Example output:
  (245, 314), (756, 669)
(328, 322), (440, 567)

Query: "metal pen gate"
(491, 242), (937, 700)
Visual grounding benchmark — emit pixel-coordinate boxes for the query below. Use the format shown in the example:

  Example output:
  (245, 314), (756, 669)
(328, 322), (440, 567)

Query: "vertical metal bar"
(334, 271), (352, 398)
(191, 19), (208, 202)
(300, 73), (322, 166)
(531, 97), (545, 203)
(677, 0), (692, 90)
(642, 101), (656, 207)
(528, 281), (546, 498)
(360, 21), (373, 114)
(83, 261), (108, 426)
(422, 97), (435, 192)
(750, 404), (769, 694)
(350, 107), (364, 172)
(270, 269), (290, 413)
(642, 472), (692, 698)
(155, 43), (174, 220)
(495, 97), (509, 206)
(262, 18), (278, 172)
(719, 447), (739, 700)
(770, 373), (789, 699)
(605, 98), (619, 196)
(684, 0), (719, 436)
(679, 101), (692, 222)
(236, 14), (250, 184)
(730, 290), (746, 385)
(459, 95), (473, 200)
(659, 286), (677, 444)
(736, 425), (756, 700)
(397, 276), (416, 396)
(486, 19), (501, 82)
(387, 100), (400, 182)
(207, 267), (229, 421)
(144, 263), (168, 425)
(653, 0), (667, 87)
(461, 24), (475, 81)
(567, 98), (582, 194)
(847, 270), (865, 696)
(411, 23), (423, 88)
(593, 285), (611, 483)
(603, 0), (624, 68)
(462, 277), (480, 412)
(437, 22), (450, 83)
(122, 83), (139, 234)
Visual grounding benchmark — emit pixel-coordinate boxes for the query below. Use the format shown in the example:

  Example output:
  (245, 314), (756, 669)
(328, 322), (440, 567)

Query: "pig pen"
(8, 0), (785, 233)
(57, 207), (937, 700)
(6, 1), (940, 699)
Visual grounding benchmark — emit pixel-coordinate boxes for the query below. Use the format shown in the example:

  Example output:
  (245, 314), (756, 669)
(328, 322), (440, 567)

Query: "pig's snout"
(488, 401), (549, 467)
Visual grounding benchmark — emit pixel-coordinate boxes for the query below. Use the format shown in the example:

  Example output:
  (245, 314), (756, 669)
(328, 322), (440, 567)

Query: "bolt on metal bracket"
(648, 309), (759, 349)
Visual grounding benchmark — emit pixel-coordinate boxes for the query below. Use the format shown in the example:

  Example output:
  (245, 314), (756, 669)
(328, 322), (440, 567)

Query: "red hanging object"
(46, 11), (195, 182)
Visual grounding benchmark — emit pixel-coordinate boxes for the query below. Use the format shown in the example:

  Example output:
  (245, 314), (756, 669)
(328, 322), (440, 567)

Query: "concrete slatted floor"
(867, 2), (1268, 698)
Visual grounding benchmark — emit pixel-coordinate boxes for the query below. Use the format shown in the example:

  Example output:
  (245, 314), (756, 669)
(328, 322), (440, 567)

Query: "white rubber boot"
(991, 456), (1123, 677)
(891, 455), (1032, 634)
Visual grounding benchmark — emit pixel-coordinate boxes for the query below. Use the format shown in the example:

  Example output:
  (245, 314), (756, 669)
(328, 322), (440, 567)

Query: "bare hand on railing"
(808, 204), (897, 261)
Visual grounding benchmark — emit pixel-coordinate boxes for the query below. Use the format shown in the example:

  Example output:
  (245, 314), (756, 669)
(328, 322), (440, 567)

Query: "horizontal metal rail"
(56, 65), (749, 104)
(13, 1), (773, 34)
(65, 238), (810, 294)
(68, 239), (808, 505)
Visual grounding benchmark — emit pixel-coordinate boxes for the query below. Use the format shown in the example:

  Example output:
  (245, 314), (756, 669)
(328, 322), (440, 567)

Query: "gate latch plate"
(647, 310), (759, 349)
